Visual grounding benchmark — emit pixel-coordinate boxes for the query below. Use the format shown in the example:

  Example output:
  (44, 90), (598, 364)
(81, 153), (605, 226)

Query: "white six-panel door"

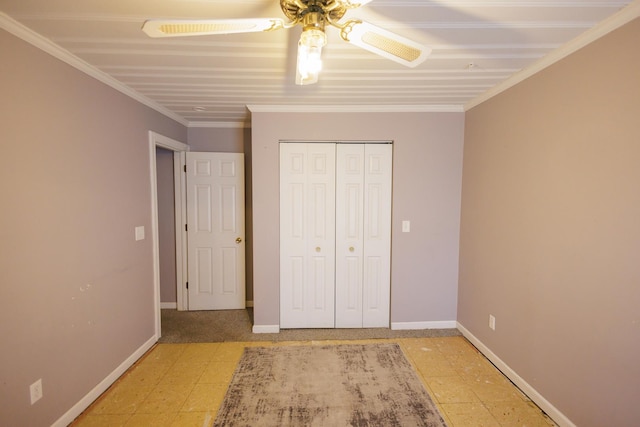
(186, 152), (245, 310)
(280, 143), (336, 328)
(280, 142), (391, 329)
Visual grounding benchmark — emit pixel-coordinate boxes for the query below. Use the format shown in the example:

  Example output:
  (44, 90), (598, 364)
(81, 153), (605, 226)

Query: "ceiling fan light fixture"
(340, 20), (430, 68)
(296, 28), (327, 85)
(142, 1), (431, 85)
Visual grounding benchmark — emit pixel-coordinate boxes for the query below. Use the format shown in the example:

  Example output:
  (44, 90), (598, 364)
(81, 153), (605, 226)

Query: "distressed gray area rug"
(213, 343), (447, 427)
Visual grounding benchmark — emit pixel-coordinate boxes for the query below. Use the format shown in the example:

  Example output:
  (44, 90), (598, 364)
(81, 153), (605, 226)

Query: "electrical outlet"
(489, 314), (496, 331)
(30, 379), (43, 405)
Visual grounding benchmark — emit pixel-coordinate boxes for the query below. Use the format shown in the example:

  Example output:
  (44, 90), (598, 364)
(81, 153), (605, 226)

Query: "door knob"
(315, 247), (321, 252)
(236, 237), (242, 244)
(349, 246), (355, 252)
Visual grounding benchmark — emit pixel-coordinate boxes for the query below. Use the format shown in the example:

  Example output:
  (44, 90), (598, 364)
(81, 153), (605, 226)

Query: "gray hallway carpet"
(159, 309), (461, 343)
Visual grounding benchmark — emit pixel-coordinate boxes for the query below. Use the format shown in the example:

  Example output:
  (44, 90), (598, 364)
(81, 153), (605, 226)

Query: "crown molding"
(465, 0), (640, 111)
(0, 12), (188, 127)
(188, 121), (249, 129)
(247, 104), (464, 114)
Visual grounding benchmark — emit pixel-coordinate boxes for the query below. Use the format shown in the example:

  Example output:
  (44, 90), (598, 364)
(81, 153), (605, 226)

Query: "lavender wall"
(0, 30), (186, 426)
(459, 18), (640, 426)
(187, 126), (248, 152)
(251, 111), (464, 328)
(156, 147), (177, 304)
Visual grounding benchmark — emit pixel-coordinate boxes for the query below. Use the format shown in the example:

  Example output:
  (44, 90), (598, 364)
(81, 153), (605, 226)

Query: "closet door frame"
(280, 141), (392, 329)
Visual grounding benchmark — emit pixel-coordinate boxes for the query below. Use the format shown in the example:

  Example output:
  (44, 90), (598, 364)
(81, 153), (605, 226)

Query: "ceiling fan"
(142, 0), (430, 85)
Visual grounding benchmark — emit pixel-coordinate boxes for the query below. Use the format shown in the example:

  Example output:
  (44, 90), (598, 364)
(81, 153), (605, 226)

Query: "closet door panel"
(280, 143), (335, 328)
(335, 144), (365, 328)
(290, 257), (304, 310)
(307, 147), (336, 323)
(280, 145), (306, 327)
(363, 144), (392, 327)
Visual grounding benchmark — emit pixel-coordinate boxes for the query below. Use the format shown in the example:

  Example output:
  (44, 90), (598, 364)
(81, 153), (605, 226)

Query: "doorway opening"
(149, 131), (189, 339)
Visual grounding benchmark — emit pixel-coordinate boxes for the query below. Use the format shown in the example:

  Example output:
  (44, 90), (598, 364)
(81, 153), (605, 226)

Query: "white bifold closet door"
(280, 142), (392, 329)
(280, 143), (337, 328)
(335, 144), (392, 328)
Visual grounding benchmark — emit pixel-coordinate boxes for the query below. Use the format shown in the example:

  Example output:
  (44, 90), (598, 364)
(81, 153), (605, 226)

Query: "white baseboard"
(254, 321), (456, 333)
(52, 335), (157, 427)
(456, 322), (575, 427)
(391, 320), (457, 330)
(160, 302), (177, 309)
(252, 324), (280, 333)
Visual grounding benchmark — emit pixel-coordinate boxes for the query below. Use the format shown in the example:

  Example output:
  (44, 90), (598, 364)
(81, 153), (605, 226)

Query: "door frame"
(149, 131), (189, 338)
(278, 140), (393, 329)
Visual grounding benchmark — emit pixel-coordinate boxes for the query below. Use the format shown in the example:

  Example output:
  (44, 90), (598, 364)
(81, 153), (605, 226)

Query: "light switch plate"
(30, 379), (42, 405)
(135, 226), (145, 241)
(402, 221), (410, 233)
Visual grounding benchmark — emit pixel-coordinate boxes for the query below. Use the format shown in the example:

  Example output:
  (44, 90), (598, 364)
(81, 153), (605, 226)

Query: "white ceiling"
(0, 0), (635, 127)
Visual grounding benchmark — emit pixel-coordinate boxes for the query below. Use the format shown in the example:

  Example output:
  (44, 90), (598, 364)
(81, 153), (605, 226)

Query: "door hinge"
(185, 224), (188, 231)
(184, 165), (187, 173)
(186, 282), (189, 289)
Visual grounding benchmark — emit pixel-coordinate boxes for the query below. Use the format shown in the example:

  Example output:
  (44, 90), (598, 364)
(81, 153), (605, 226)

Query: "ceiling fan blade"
(340, 20), (430, 67)
(341, 0), (374, 8)
(142, 18), (286, 38)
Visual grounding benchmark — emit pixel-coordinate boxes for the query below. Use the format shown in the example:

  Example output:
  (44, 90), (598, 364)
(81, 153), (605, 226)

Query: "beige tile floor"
(71, 337), (556, 427)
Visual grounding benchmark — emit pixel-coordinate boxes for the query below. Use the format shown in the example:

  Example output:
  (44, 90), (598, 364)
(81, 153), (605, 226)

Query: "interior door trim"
(148, 131), (189, 339)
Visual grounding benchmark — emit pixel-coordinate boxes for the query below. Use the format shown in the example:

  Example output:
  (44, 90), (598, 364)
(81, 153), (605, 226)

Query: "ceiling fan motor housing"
(280, 0), (349, 24)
